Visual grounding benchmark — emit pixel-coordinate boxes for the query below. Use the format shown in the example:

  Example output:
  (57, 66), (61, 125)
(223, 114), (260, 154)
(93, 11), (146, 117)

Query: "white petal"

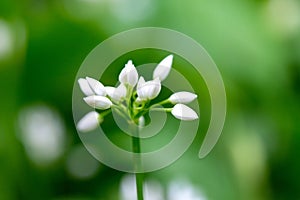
(111, 84), (127, 102)
(116, 84), (127, 97)
(86, 77), (106, 96)
(119, 60), (138, 87)
(137, 78), (161, 100)
(137, 80), (150, 100)
(137, 87), (147, 100)
(116, 84), (127, 98)
(105, 86), (116, 98)
(169, 91), (198, 104)
(118, 66), (127, 84)
(83, 95), (112, 109)
(148, 79), (161, 99)
(77, 111), (101, 132)
(137, 76), (146, 89)
(78, 78), (94, 96)
(153, 55), (173, 81)
(126, 61), (139, 86)
(171, 104), (198, 121)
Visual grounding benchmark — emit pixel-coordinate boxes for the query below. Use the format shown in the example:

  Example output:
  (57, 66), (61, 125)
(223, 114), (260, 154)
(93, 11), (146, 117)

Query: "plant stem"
(150, 107), (172, 112)
(135, 162), (144, 200)
(131, 122), (144, 200)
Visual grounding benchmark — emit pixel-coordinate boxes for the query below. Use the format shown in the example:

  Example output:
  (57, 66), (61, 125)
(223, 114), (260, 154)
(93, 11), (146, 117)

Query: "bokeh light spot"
(0, 20), (13, 60)
(17, 104), (66, 166)
(66, 145), (101, 179)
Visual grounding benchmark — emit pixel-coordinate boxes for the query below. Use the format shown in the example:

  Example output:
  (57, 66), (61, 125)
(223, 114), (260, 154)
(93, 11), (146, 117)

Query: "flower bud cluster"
(76, 55), (198, 132)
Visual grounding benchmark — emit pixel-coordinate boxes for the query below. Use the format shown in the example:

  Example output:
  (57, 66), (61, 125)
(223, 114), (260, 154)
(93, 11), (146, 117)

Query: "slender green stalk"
(150, 107), (172, 112)
(131, 122), (144, 200)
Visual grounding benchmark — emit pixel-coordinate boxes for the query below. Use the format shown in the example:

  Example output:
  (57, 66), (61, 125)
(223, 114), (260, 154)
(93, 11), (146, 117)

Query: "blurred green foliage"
(1, 0), (300, 199)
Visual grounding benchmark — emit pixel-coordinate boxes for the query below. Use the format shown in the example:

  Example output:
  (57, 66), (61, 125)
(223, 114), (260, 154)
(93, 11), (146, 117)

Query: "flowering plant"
(77, 55), (198, 132)
(76, 55), (198, 200)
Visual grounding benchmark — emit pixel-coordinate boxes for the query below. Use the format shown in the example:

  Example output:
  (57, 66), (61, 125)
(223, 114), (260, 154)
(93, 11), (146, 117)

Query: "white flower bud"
(139, 116), (145, 127)
(153, 54), (173, 81)
(78, 78), (94, 96)
(119, 60), (139, 87)
(169, 91), (198, 104)
(105, 86), (116, 98)
(137, 76), (146, 89)
(86, 77), (106, 96)
(137, 77), (161, 100)
(83, 95), (112, 110)
(77, 111), (102, 132)
(171, 104), (198, 121)
(78, 77), (106, 96)
(106, 84), (127, 102)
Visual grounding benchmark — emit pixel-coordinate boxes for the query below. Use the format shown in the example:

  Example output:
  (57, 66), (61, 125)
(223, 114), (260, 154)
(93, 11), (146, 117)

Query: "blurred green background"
(1, 0), (300, 199)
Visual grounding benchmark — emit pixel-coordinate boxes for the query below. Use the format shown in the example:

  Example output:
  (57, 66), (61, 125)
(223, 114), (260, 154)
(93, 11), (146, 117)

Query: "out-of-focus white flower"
(119, 60), (139, 87)
(168, 179), (207, 200)
(83, 95), (112, 109)
(169, 91), (198, 104)
(77, 111), (102, 132)
(78, 77), (106, 96)
(106, 84), (127, 102)
(171, 104), (198, 121)
(18, 105), (66, 166)
(153, 55), (173, 81)
(66, 145), (100, 180)
(120, 174), (164, 200)
(137, 77), (161, 101)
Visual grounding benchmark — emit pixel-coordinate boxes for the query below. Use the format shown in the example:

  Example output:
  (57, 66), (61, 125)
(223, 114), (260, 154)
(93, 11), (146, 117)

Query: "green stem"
(131, 122), (144, 200)
(156, 99), (170, 105)
(150, 107), (172, 112)
(100, 109), (111, 117)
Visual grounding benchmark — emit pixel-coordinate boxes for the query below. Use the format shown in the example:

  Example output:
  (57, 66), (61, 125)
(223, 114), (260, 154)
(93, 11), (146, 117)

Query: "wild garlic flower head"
(76, 55), (199, 132)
